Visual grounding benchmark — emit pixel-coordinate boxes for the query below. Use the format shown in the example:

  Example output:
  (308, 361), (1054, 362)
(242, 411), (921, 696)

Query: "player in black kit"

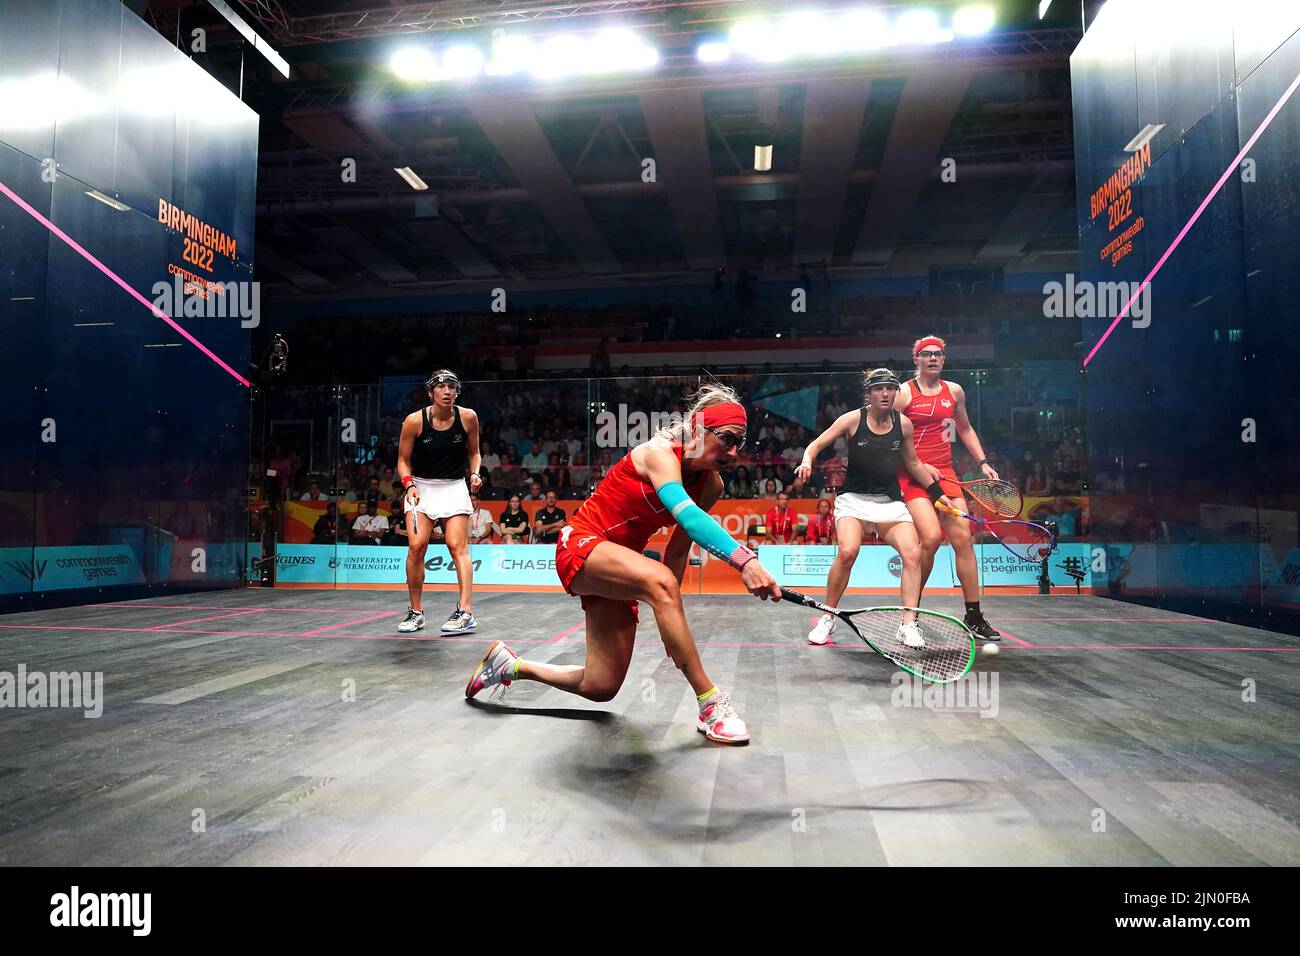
(395, 370), (483, 634)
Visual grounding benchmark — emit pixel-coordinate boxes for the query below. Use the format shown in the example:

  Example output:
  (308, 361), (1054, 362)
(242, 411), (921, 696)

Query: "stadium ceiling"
(137, 1), (1084, 296)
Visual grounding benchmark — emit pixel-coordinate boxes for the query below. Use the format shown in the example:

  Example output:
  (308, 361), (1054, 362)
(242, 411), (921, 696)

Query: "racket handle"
(779, 587), (815, 608)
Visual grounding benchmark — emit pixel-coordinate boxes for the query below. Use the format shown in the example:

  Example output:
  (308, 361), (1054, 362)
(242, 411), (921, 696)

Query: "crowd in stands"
(259, 364), (1092, 543)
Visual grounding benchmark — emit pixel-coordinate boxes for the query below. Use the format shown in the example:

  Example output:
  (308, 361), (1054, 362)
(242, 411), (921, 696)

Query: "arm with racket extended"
(662, 471), (723, 583)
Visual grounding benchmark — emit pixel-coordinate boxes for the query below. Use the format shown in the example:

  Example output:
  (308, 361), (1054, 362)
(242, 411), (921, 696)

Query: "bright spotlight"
(697, 41), (732, 63)
(532, 34), (586, 79)
(894, 9), (953, 44)
(441, 44), (485, 80)
(391, 47), (437, 82)
(783, 12), (840, 56)
(731, 19), (789, 62)
(953, 6), (996, 36)
(840, 9), (892, 50)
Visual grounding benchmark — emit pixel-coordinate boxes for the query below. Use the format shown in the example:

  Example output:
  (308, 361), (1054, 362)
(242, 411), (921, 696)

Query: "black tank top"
(841, 408), (904, 499)
(410, 406), (469, 480)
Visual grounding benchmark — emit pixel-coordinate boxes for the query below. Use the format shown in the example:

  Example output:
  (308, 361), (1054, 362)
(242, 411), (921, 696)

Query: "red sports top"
(903, 378), (957, 468)
(569, 443), (708, 550)
(807, 512), (834, 543)
(764, 506), (796, 543)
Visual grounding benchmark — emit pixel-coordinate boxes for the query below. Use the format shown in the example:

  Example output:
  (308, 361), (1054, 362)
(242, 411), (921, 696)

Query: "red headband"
(694, 401), (747, 431)
(913, 337), (945, 358)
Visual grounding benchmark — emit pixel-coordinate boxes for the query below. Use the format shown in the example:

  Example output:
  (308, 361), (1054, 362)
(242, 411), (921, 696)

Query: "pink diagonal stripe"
(145, 609), (262, 630)
(994, 628), (1035, 648)
(298, 612), (393, 636)
(0, 178), (250, 387)
(1082, 67), (1300, 367)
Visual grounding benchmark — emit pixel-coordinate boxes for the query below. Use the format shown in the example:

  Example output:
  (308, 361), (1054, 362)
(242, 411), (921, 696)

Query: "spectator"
(1025, 461), (1050, 496)
(364, 476), (387, 509)
(760, 478), (780, 500)
(498, 495), (531, 543)
(804, 497), (836, 545)
(764, 492), (798, 544)
(564, 433), (584, 461)
(1054, 455), (1082, 495)
(571, 450), (590, 489)
(334, 477), (358, 501)
(300, 479), (327, 501)
(542, 452), (570, 492)
(532, 491), (567, 544)
(525, 480), (545, 502)
(312, 502), (340, 544)
(468, 494), (495, 544)
(539, 428), (560, 457)
(350, 500), (388, 545)
(267, 443), (294, 492)
(522, 441), (548, 472)
(489, 447), (518, 497)
(728, 465), (757, 498)
(383, 482), (409, 546)
(479, 440), (501, 473)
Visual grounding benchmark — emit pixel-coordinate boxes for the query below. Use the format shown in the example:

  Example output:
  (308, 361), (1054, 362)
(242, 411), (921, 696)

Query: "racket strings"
(988, 520), (1054, 562)
(852, 608), (974, 683)
(964, 479), (1023, 518)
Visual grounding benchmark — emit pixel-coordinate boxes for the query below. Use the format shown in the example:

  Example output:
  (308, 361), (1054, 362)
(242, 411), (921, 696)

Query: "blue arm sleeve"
(656, 481), (757, 571)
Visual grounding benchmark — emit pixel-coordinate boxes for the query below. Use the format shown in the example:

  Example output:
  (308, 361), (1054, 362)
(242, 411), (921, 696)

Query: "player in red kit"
(897, 336), (1002, 640)
(464, 384), (781, 745)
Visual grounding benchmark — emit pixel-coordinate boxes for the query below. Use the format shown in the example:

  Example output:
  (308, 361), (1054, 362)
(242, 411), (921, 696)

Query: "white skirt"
(834, 492), (913, 530)
(410, 477), (472, 520)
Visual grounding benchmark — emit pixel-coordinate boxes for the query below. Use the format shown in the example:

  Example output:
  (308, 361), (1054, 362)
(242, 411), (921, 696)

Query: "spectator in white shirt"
(479, 440), (502, 473)
(300, 480), (328, 501)
(468, 495), (495, 544)
(349, 500), (388, 545)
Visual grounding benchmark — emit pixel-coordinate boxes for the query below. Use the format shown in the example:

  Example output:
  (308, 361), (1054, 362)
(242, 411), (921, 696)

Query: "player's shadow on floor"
(564, 743), (994, 843)
(465, 697), (615, 723)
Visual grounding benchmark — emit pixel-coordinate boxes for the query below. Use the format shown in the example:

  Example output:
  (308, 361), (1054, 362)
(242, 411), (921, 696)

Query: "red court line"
(298, 612), (394, 636)
(548, 622), (587, 644)
(994, 629), (1035, 648)
(1011, 644), (1300, 652)
(144, 610), (262, 630)
(989, 616), (1216, 623)
(86, 602), (384, 615)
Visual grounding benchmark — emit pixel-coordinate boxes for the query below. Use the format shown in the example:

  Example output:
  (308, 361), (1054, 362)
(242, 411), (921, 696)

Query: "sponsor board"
(270, 544), (559, 586)
(976, 543), (1093, 587)
(760, 545), (956, 589)
(0, 546), (146, 593)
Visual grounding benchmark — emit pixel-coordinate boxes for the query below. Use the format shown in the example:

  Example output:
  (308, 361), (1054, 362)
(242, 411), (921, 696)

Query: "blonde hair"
(655, 382), (743, 441)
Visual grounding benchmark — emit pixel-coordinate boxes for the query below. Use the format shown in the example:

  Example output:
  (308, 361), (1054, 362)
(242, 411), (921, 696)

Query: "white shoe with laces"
(898, 620), (926, 648)
(807, 613), (837, 645)
(697, 691), (749, 745)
